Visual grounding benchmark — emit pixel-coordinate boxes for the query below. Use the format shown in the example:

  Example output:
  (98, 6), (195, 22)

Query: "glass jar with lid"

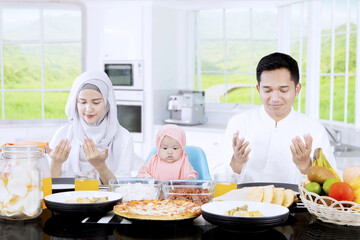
(0, 145), (43, 220)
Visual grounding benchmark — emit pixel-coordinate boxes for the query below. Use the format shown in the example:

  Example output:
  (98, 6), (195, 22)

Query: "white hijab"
(65, 71), (118, 149)
(51, 71), (133, 177)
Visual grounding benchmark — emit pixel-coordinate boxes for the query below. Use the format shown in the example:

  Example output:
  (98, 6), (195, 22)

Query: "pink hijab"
(137, 124), (198, 180)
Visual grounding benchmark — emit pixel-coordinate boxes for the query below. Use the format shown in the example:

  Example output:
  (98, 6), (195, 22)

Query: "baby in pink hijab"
(137, 124), (199, 180)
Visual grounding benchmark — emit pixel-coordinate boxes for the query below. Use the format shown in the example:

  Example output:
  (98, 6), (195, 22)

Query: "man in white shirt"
(216, 52), (338, 184)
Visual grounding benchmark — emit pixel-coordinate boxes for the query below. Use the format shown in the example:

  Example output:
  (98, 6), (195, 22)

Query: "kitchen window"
(195, 8), (278, 105)
(319, 0), (357, 124)
(195, 0), (359, 127)
(195, 5), (307, 109)
(0, 2), (83, 120)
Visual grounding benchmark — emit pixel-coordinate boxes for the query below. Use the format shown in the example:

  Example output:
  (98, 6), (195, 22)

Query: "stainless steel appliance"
(115, 90), (144, 142)
(104, 60), (143, 90)
(164, 90), (206, 126)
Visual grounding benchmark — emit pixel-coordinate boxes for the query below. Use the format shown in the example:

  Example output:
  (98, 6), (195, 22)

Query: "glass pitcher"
(0, 145), (43, 220)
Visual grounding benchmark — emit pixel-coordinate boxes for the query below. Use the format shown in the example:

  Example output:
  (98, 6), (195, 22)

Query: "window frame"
(195, 8), (279, 105)
(0, 1), (85, 121)
(193, 0), (360, 128)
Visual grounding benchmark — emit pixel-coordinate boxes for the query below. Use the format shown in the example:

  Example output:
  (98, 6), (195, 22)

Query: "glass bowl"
(108, 178), (162, 202)
(162, 180), (215, 205)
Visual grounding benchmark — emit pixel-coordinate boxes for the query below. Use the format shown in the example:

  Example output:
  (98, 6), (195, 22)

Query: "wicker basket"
(298, 183), (360, 226)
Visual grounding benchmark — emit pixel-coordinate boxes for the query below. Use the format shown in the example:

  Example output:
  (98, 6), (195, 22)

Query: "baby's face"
(159, 136), (183, 163)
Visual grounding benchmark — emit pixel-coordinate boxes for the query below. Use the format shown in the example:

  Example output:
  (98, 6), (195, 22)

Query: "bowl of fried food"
(162, 180), (215, 205)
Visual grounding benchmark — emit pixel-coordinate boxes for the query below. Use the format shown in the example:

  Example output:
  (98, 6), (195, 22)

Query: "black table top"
(2, 209), (360, 240)
(1, 179), (360, 239)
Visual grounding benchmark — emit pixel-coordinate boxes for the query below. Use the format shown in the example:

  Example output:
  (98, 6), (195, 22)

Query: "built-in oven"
(104, 60), (143, 90)
(114, 90), (144, 142)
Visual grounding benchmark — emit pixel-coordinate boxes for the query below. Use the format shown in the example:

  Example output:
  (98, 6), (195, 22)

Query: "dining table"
(1, 179), (360, 240)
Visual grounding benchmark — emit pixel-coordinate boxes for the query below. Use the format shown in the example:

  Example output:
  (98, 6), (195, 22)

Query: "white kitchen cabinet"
(102, 6), (143, 60)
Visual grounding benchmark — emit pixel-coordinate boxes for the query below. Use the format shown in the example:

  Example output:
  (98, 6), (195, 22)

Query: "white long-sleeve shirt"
(214, 106), (338, 185)
(48, 123), (134, 178)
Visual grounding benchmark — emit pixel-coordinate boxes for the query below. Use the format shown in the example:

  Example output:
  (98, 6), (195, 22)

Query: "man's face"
(256, 68), (301, 122)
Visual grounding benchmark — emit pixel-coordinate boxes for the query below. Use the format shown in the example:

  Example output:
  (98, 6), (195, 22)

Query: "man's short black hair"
(256, 52), (300, 85)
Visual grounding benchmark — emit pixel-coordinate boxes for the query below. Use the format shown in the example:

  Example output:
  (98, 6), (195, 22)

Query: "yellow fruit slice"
(272, 188), (285, 205)
(282, 189), (295, 208)
(349, 176), (360, 191)
(263, 187), (274, 203)
(354, 188), (360, 204)
(246, 187), (264, 202)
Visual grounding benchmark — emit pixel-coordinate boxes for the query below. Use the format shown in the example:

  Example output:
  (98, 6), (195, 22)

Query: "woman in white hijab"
(47, 71), (134, 184)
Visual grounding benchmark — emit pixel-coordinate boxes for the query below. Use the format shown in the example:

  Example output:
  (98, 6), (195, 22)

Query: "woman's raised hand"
(47, 139), (71, 164)
(82, 137), (109, 169)
(47, 139), (71, 177)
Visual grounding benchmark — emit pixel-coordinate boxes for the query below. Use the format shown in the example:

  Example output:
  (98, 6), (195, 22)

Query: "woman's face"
(77, 89), (106, 124)
(159, 136), (183, 163)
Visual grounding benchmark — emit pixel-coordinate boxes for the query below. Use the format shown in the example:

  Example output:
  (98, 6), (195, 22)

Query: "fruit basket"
(298, 183), (360, 226)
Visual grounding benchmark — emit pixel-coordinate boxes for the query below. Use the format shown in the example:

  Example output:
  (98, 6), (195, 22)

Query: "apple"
(343, 165), (360, 184)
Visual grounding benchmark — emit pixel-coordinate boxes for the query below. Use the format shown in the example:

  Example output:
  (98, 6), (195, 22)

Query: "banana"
(312, 148), (341, 181)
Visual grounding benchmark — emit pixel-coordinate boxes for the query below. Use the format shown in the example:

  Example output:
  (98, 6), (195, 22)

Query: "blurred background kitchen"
(0, 0), (359, 177)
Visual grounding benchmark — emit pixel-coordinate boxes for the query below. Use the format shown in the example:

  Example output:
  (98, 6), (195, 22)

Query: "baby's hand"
(186, 175), (196, 180)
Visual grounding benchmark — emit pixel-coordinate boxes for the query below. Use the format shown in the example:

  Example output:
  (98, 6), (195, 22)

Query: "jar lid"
(2, 145), (39, 153)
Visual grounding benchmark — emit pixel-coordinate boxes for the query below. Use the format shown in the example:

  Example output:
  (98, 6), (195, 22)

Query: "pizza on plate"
(113, 199), (201, 220)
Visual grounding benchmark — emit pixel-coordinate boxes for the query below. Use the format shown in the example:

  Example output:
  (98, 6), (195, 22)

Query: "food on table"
(113, 199), (201, 220)
(245, 186), (296, 208)
(349, 176), (360, 191)
(354, 189), (360, 204)
(0, 164), (41, 218)
(245, 187), (264, 202)
(213, 185), (296, 208)
(224, 204), (264, 217)
(307, 165), (335, 185)
(305, 162), (360, 203)
(312, 148), (341, 181)
(305, 182), (322, 195)
(263, 186), (274, 203)
(328, 182), (355, 202)
(322, 178), (340, 195)
(167, 187), (211, 205)
(65, 196), (109, 203)
(113, 183), (160, 202)
(343, 165), (360, 184)
(282, 189), (296, 208)
(272, 188), (285, 205)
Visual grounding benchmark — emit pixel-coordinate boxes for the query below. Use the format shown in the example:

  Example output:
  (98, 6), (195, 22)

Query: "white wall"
(0, 121), (65, 145)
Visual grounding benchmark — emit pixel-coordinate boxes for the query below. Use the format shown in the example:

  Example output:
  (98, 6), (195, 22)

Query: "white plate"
(202, 201), (289, 218)
(52, 184), (75, 190)
(44, 191), (122, 214)
(201, 201), (289, 231)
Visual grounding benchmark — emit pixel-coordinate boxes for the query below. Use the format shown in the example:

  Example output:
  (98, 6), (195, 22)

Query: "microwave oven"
(115, 90), (144, 142)
(104, 60), (143, 90)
